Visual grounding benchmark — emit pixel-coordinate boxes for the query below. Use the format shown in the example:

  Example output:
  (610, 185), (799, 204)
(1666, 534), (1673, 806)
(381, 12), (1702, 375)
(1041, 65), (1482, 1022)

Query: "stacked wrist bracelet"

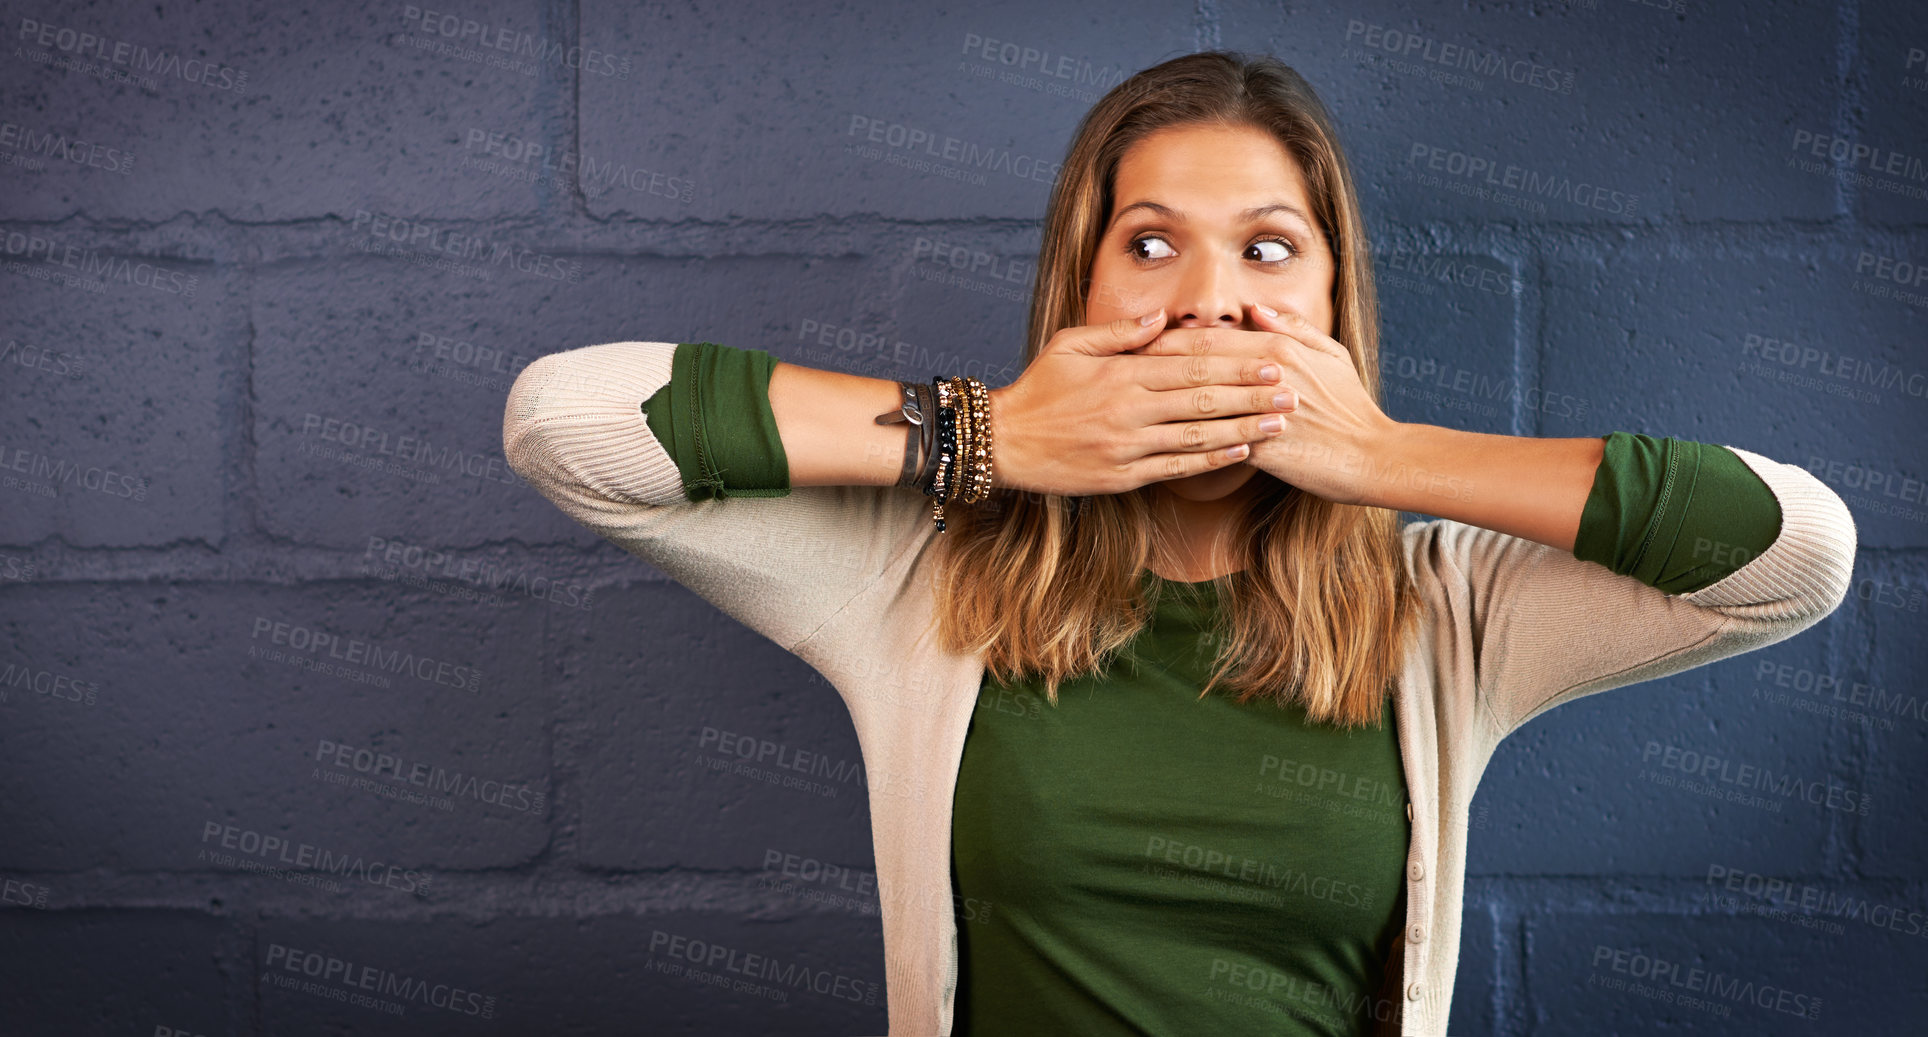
(873, 375), (995, 532)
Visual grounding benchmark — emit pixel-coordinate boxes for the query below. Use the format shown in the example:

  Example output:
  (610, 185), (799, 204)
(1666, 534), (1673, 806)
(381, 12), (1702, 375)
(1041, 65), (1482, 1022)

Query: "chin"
(1156, 464), (1268, 502)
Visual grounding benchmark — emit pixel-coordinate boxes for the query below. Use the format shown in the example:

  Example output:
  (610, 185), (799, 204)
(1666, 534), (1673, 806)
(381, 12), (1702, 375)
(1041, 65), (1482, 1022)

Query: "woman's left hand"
(1128, 304), (1401, 505)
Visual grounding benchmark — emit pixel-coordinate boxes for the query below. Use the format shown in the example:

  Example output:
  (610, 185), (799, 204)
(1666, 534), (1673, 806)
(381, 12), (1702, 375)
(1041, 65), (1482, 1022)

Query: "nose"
(1172, 250), (1244, 328)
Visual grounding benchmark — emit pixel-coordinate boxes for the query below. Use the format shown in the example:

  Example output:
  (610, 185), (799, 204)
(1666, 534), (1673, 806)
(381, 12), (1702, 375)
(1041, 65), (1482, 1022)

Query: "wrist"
(1341, 414), (1419, 505)
(1354, 419), (1450, 513)
(986, 383), (1029, 497)
(1362, 414), (1409, 469)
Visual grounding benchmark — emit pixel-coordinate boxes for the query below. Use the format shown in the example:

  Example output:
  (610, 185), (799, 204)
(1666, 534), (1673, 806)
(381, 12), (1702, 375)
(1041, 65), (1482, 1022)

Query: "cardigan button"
(1407, 981), (1425, 1001)
(1409, 922), (1425, 944)
(1407, 860), (1424, 882)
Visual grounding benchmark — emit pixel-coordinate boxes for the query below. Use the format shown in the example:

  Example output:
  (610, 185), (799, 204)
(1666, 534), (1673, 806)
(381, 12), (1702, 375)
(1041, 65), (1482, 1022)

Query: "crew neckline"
(1142, 569), (1241, 590)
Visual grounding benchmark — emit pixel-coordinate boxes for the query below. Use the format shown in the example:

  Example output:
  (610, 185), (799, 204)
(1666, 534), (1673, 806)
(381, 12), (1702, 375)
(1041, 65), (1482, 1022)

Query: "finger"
(1128, 325), (1271, 359)
(1123, 429), (1274, 487)
(1123, 352), (1285, 393)
(1251, 304), (1351, 361)
(1134, 381), (1297, 427)
(1072, 307), (1167, 357)
(1140, 410), (1289, 459)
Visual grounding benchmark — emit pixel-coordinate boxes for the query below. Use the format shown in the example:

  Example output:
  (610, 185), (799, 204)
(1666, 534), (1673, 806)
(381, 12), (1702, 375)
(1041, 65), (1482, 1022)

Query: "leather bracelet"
(913, 381), (938, 489)
(873, 380), (926, 488)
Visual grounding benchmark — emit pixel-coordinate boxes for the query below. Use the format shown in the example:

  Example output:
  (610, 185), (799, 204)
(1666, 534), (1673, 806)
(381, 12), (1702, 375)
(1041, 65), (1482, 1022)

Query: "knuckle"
(1184, 353), (1210, 384)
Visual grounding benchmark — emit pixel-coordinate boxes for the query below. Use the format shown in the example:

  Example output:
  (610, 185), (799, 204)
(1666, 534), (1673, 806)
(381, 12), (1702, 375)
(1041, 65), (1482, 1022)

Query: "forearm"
(1357, 422), (1604, 552)
(505, 340), (917, 652)
(768, 361), (913, 488)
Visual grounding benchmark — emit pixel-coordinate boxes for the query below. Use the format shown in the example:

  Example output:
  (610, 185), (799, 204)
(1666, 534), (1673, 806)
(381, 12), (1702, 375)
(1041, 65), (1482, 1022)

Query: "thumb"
(1077, 306), (1166, 357)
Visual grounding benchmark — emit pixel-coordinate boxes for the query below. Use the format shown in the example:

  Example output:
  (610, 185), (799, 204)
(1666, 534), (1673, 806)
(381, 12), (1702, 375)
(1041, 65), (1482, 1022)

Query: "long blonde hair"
(930, 51), (1419, 729)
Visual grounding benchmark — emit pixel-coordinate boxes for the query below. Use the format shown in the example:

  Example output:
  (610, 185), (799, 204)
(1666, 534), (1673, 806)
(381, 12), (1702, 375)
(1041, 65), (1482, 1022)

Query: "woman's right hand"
(987, 308), (1297, 497)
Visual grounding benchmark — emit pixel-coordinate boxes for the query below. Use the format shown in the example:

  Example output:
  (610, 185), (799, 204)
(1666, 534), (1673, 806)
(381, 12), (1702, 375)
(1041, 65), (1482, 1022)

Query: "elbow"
(496, 341), (687, 510)
(1802, 485), (1857, 623)
(502, 352), (559, 484)
(1683, 457), (1859, 630)
(1771, 477), (1859, 628)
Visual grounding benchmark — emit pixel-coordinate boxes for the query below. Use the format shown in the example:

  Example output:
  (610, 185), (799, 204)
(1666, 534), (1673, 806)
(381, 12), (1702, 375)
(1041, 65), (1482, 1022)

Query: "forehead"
(1112, 122), (1311, 214)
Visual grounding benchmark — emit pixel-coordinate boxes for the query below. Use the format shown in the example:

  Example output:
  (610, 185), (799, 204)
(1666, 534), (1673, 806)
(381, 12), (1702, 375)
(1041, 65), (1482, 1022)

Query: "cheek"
(1280, 283), (1331, 321)
(1294, 282), (1337, 337)
(1082, 253), (1140, 323)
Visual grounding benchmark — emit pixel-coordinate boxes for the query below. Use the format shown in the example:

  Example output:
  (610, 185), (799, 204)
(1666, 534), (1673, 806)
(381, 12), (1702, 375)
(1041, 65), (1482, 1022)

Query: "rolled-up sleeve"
(1571, 432), (1784, 595)
(640, 341), (792, 500)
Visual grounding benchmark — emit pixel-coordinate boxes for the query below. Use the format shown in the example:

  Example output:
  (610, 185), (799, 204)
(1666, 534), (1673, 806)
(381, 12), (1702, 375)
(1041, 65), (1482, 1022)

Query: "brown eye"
(1129, 235), (1176, 261)
(1248, 239), (1294, 262)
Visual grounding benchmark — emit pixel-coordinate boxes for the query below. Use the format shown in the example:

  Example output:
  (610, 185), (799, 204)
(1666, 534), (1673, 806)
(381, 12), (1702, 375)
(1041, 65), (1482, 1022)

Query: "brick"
(0, 0), (560, 222)
(1220, 0), (1839, 224)
(1526, 910), (1919, 1033)
(1854, 3), (1928, 225)
(0, 909), (236, 1035)
(568, 582), (874, 871)
(1446, 895), (1502, 1037)
(1853, 584), (1928, 877)
(252, 253), (967, 547)
(254, 910), (885, 1034)
(0, 260), (237, 547)
(0, 581), (548, 871)
(1371, 248), (1531, 432)
(1467, 668), (1844, 877)
(578, 0), (1193, 220)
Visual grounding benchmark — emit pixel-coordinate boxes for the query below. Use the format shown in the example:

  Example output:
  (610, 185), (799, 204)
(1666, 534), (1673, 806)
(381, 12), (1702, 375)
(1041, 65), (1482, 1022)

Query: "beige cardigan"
(502, 340), (1858, 1035)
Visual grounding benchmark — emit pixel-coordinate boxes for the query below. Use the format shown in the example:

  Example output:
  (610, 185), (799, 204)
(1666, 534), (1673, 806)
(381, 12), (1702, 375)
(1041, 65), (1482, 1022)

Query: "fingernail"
(1256, 303), (1278, 317)
(1139, 307), (1164, 326)
(1258, 364), (1280, 381)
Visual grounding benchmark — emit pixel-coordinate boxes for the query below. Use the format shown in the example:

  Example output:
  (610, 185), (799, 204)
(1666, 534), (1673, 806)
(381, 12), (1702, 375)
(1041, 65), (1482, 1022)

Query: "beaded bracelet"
(927, 378), (957, 530)
(918, 374), (993, 531)
(958, 377), (992, 505)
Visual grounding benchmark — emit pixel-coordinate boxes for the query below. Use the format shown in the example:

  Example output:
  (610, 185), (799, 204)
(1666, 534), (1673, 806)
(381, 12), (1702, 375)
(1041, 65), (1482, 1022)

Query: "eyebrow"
(1111, 199), (1314, 227)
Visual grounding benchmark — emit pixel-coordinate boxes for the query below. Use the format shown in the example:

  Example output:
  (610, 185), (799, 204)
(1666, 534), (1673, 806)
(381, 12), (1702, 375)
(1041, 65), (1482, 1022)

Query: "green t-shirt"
(639, 340), (790, 500)
(1572, 431), (1782, 593)
(950, 571), (1409, 1035)
(635, 339), (1787, 1031)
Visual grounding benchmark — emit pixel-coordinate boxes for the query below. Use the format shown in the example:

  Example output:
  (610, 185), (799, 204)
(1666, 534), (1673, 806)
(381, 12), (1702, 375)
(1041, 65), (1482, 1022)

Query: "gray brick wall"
(2, 0), (1922, 1033)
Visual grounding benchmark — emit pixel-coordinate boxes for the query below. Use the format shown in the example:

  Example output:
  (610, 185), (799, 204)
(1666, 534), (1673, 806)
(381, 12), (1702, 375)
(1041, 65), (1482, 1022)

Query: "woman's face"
(1084, 120), (1337, 502)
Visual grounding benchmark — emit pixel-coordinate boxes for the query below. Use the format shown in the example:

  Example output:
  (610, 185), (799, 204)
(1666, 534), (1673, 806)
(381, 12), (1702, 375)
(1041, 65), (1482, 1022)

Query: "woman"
(502, 51), (1856, 1036)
